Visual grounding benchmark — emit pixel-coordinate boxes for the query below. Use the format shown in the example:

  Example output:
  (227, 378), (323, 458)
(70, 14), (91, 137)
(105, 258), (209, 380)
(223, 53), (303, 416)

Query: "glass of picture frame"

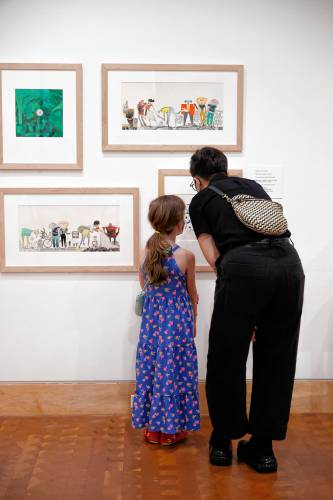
(0, 63), (83, 170)
(158, 169), (243, 271)
(0, 188), (139, 272)
(102, 64), (244, 152)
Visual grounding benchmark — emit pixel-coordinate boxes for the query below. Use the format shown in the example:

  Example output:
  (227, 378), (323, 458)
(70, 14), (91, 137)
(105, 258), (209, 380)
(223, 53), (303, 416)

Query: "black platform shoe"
(209, 442), (232, 466)
(237, 439), (278, 473)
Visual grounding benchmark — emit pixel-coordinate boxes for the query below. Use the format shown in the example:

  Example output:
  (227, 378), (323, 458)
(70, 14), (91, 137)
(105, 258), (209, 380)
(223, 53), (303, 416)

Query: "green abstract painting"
(15, 88), (63, 137)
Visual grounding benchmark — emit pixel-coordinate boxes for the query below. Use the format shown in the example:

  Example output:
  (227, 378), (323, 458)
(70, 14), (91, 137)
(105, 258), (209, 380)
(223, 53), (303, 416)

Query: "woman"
(189, 147), (305, 473)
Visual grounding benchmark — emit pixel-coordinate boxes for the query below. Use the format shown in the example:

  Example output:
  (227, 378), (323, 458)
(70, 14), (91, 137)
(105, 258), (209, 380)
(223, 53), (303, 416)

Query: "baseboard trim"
(0, 380), (332, 417)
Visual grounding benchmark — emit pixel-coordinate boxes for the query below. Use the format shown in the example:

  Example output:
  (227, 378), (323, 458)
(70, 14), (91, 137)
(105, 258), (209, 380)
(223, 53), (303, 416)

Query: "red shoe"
(144, 428), (160, 444)
(160, 431), (188, 446)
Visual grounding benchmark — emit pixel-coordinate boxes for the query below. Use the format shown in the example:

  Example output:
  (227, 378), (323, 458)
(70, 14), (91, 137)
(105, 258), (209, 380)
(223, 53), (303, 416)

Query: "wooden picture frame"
(0, 188), (139, 273)
(0, 63), (83, 170)
(102, 64), (244, 152)
(158, 169), (243, 272)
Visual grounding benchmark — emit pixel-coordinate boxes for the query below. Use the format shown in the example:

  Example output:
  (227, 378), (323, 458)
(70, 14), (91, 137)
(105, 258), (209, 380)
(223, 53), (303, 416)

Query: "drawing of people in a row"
(122, 96), (222, 130)
(20, 220), (120, 251)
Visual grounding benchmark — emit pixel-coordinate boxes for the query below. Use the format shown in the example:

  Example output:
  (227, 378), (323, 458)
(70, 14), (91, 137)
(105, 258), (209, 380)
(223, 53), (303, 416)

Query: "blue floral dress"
(132, 244), (200, 434)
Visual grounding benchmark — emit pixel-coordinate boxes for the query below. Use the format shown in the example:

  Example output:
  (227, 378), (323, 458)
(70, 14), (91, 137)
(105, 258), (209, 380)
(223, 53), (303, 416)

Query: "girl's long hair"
(144, 195), (185, 284)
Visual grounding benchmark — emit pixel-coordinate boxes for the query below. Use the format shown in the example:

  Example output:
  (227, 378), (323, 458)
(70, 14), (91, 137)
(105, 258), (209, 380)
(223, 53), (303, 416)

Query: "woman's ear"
(197, 176), (210, 191)
(193, 177), (201, 191)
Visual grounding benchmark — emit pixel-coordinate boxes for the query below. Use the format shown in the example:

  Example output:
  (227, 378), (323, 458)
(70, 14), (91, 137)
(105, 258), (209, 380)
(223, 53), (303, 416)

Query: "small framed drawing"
(158, 169), (243, 272)
(0, 63), (83, 170)
(102, 64), (243, 152)
(0, 188), (139, 273)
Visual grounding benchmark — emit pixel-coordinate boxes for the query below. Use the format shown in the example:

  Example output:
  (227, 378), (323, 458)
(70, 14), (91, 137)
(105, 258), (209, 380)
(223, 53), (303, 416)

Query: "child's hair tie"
(155, 230), (160, 234)
(162, 246), (172, 256)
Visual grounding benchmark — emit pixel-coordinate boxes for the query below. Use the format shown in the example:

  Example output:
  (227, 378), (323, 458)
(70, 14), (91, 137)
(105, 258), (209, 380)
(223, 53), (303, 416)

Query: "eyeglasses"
(190, 180), (198, 192)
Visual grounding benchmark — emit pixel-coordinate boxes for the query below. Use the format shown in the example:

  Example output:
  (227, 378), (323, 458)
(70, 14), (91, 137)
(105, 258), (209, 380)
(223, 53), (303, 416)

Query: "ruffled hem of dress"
(131, 390), (200, 433)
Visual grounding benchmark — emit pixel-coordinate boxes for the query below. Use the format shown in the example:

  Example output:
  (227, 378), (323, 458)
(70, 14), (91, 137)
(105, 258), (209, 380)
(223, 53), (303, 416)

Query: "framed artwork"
(102, 64), (243, 152)
(158, 169), (243, 272)
(0, 63), (83, 170)
(0, 188), (139, 273)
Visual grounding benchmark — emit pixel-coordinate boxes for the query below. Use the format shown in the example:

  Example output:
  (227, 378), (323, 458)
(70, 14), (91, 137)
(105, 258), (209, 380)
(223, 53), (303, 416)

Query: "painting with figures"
(18, 205), (120, 253)
(0, 188), (139, 273)
(102, 64), (243, 152)
(121, 82), (223, 131)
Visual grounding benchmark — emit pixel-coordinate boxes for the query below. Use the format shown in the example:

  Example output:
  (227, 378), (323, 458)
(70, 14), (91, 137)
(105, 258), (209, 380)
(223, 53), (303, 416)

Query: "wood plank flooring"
(0, 414), (332, 500)
(0, 381), (332, 416)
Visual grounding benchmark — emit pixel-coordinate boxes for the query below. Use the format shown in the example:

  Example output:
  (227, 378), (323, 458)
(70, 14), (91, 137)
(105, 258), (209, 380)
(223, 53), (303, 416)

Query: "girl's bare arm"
(139, 250), (146, 289)
(139, 267), (145, 289)
(186, 252), (198, 326)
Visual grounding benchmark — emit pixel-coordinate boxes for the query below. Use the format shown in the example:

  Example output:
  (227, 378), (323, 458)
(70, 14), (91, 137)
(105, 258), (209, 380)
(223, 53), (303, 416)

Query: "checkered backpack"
(208, 185), (288, 236)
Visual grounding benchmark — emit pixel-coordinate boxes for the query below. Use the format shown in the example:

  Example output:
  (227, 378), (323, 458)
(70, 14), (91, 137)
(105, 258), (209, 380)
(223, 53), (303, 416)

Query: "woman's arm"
(197, 233), (221, 272)
(186, 252), (198, 335)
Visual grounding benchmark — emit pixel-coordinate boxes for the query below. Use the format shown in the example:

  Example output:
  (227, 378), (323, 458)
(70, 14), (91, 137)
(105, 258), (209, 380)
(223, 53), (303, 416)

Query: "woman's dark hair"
(190, 147), (228, 179)
(144, 195), (185, 284)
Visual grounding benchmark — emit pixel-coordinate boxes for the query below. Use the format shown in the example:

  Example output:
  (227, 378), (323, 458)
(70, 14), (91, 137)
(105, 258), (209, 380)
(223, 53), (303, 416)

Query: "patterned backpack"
(208, 185), (288, 236)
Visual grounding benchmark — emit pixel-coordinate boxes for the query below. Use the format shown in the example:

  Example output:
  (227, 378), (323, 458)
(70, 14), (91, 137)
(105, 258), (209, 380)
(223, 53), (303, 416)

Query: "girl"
(132, 195), (200, 446)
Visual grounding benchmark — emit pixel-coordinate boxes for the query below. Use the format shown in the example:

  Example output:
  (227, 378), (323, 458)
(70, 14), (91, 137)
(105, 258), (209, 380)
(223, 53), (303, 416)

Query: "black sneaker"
(209, 442), (232, 466)
(237, 439), (278, 473)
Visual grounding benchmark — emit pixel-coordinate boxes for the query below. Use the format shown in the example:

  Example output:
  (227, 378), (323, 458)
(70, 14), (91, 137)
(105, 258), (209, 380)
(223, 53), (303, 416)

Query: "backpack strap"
(208, 185), (231, 203)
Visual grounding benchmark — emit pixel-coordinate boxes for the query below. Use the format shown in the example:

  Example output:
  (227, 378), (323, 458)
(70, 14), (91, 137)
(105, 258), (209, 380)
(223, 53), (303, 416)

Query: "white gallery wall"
(0, 0), (332, 381)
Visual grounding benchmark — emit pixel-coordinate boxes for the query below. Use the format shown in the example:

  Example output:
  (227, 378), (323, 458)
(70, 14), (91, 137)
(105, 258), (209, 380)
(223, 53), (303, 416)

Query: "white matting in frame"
(102, 64), (243, 152)
(0, 189), (139, 272)
(158, 169), (243, 272)
(0, 64), (83, 170)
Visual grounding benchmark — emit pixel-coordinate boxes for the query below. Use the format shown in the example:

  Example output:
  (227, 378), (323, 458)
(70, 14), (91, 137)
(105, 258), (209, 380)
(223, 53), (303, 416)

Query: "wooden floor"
(1, 381), (332, 416)
(0, 414), (332, 500)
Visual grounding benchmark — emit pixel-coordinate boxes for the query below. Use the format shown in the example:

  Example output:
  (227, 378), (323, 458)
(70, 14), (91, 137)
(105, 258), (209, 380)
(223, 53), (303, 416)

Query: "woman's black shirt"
(189, 173), (291, 256)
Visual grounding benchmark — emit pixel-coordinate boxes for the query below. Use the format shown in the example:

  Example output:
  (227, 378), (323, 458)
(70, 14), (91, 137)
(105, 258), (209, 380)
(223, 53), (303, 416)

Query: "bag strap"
(208, 185), (232, 203)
